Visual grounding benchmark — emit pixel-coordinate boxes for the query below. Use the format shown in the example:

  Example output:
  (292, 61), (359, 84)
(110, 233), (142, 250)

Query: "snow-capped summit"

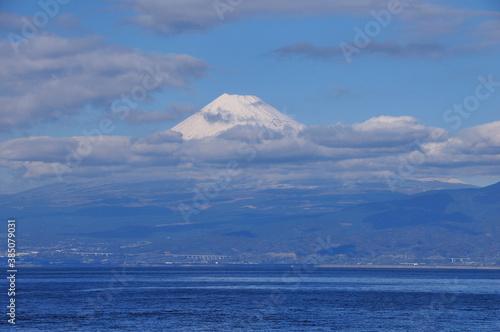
(172, 94), (304, 140)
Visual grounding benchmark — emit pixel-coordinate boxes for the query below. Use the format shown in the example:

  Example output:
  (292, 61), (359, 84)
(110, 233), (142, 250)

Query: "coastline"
(18, 264), (500, 270)
(315, 264), (500, 270)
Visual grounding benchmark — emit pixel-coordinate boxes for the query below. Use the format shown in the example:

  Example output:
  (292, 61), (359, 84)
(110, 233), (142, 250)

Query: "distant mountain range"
(2, 94), (497, 266)
(2, 178), (498, 266)
(304, 181), (500, 264)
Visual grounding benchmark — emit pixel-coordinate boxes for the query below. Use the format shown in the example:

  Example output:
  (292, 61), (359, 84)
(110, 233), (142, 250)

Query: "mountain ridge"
(2, 179), (497, 265)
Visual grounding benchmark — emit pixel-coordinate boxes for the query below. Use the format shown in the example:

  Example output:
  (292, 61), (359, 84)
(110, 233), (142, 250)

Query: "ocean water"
(3, 266), (500, 331)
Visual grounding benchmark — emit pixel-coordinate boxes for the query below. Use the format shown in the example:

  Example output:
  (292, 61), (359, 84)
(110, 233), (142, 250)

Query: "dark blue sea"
(3, 266), (500, 331)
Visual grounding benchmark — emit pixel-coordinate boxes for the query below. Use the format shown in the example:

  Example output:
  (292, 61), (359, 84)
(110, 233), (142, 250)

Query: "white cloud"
(301, 116), (448, 148)
(0, 32), (208, 130)
(264, 1), (500, 60)
(112, 0), (392, 36)
(421, 121), (500, 167)
(112, 0), (500, 59)
(1, 117), (499, 191)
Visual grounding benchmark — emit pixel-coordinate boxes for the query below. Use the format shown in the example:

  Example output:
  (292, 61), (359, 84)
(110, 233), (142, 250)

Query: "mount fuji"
(172, 94), (304, 140)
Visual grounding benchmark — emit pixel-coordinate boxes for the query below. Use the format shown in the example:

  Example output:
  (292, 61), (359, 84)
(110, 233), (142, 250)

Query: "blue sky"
(1, 0), (500, 191)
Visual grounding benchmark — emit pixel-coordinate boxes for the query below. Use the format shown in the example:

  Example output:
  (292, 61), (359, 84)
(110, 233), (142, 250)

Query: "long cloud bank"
(1, 116), (499, 192)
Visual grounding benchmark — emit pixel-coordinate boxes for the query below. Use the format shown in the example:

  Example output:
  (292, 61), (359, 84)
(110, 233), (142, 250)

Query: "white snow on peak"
(414, 178), (467, 184)
(172, 94), (304, 140)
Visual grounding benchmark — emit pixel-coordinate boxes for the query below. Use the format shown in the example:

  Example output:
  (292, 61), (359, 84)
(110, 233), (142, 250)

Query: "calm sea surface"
(3, 266), (500, 331)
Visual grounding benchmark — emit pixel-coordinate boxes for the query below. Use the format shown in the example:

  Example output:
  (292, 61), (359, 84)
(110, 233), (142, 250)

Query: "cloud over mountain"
(300, 116), (447, 148)
(0, 94), (499, 193)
